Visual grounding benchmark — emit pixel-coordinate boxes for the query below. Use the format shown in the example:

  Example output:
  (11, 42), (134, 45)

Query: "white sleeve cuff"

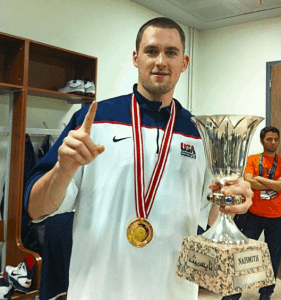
(32, 180), (78, 224)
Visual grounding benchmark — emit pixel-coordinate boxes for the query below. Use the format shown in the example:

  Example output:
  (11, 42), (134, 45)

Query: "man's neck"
(137, 86), (173, 108)
(263, 151), (276, 157)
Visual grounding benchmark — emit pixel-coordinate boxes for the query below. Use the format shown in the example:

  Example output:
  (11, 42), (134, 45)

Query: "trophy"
(176, 115), (275, 296)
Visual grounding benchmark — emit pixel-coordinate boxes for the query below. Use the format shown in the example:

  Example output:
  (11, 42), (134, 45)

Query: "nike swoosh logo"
(113, 136), (131, 142)
(11, 271), (19, 276)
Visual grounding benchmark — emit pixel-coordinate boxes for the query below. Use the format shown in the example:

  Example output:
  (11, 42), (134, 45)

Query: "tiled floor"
(199, 279), (281, 299)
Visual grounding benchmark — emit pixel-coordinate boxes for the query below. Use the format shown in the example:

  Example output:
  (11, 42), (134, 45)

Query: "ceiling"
(131, 0), (281, 31)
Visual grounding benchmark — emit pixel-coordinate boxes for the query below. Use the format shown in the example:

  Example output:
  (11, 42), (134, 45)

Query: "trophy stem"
(202, 212), (249, 244)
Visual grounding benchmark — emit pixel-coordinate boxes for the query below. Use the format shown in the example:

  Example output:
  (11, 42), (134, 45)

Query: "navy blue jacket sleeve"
(23, 105), (89, 219)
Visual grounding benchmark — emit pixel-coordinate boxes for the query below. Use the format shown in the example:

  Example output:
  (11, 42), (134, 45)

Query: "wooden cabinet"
(0, 34), (25, 88)
(0, 31), (97, 298)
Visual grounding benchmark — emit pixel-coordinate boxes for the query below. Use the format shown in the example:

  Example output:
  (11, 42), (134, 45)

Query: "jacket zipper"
(156, 126), (160, 154)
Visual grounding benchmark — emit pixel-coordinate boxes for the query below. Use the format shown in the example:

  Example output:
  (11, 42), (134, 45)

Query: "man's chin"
(146, 83), (174, 96)
(267, 149), (278, 154)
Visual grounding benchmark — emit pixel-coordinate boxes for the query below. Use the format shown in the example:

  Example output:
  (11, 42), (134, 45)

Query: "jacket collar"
(133, 84), (182, 115)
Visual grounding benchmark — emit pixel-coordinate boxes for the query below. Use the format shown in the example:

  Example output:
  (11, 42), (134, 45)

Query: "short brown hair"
(136, 17), (186, 54)
(260, 126), (280, 140)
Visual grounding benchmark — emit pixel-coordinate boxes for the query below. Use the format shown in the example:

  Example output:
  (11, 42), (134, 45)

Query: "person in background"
(222, 126), (281, 300)
(25, 17), (253, 300)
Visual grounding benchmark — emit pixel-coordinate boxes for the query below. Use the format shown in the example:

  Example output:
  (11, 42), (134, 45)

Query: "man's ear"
(133, 50), (138, 68)
(181, 55), (189, 73)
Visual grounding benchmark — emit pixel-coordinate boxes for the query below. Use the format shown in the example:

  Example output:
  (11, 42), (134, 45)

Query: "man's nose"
(155, 53), (167, 66)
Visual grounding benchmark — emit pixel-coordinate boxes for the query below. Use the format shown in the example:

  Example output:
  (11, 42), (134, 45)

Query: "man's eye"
(167, 51), (176, 56)
(147, 50), (157, 55)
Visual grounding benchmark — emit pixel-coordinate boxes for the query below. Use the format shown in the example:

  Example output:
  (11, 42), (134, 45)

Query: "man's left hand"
(209, 180), (253, 215)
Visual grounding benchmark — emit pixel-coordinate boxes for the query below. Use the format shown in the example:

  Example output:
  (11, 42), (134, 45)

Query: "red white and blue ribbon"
(131, 93), (176, 219)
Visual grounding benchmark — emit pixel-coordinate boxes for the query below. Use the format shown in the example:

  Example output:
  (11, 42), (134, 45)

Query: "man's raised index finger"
(81, 101), (97, 134)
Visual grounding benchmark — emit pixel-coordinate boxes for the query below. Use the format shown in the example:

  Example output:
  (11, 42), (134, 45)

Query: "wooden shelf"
(0, 83), (95, 103)
(28, 87), (95, 103)
(0, 30), (97, 99)
(0, 83), (23, 92)
(28, 41), (97, 92)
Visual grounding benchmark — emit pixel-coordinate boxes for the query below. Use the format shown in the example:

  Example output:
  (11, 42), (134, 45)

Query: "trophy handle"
(202, 211), (248, 244)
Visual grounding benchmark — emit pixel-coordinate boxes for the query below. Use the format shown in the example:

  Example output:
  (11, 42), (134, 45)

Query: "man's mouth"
(152, 71), (169, 78)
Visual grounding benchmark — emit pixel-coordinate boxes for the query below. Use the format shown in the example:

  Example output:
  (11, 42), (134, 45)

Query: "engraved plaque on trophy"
(176, 115), (275, 297)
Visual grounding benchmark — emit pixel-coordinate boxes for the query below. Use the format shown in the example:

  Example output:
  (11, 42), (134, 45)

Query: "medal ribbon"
(131, 94), (176, 219)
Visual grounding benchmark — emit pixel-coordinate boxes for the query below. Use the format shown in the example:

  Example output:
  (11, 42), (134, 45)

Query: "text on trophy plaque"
(234, 250), (263, 272)
(186, 250), (215, 276)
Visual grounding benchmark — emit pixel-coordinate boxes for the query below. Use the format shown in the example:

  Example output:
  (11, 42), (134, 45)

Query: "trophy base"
(176, 236), (275, 296)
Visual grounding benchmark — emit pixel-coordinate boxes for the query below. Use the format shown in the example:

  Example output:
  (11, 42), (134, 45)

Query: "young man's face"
(133, 26), (189, 101)
(261, 131), (280, 153)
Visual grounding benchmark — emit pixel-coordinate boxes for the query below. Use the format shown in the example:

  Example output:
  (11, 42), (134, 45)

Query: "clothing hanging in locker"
(38, 135), (55, 161)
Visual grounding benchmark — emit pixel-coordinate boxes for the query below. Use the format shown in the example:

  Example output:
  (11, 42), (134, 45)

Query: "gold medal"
(127, 218), (153, 247)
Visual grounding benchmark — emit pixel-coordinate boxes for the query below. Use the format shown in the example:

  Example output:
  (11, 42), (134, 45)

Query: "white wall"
(193, 16), (281, 154)
(0, 0), (189, 105)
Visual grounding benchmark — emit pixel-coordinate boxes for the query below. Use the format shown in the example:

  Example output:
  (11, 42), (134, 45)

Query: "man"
(223, 126), (281, 300)
(25, 18), (253, 300)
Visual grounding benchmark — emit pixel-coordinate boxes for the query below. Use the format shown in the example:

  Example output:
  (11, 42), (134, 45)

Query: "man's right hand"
(57, 101), (105, 175)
